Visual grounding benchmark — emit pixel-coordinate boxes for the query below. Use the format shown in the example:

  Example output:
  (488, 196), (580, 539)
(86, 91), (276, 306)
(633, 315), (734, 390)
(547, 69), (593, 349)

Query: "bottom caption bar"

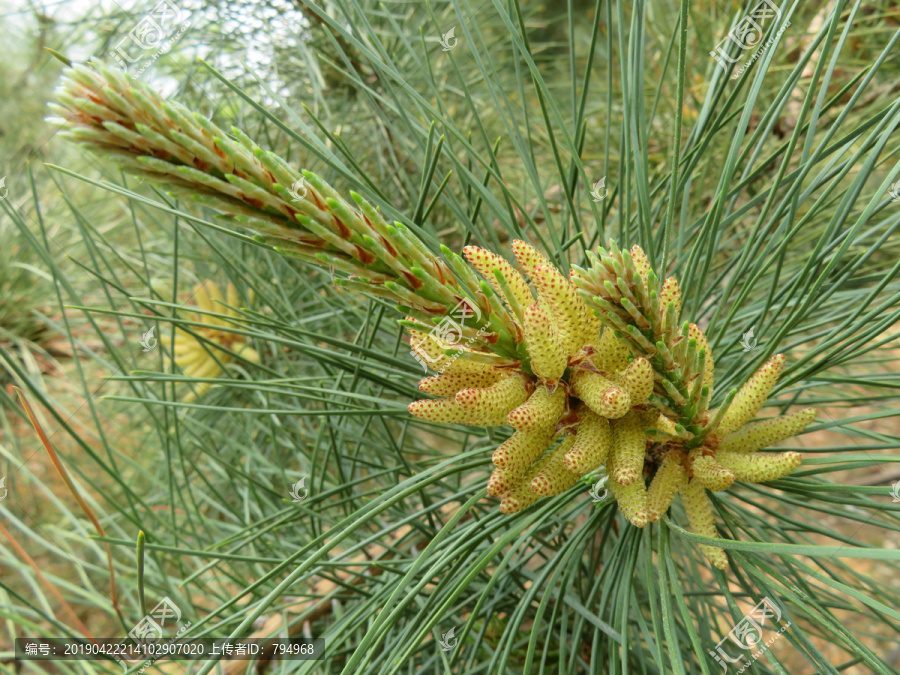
(16, 638), (325, 661)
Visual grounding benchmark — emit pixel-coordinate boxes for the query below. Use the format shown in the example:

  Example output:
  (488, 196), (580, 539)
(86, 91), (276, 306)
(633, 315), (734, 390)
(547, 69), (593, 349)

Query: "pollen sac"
(463, 245), (535, 311)
(717, 451), (802, 483)
(721, 408), (815, 454)
(531, 263), (593, 355)
(618, 357), (654, 406)
(646, 450), (685, 522)
(718, 354), (786, 435)
(680, 476), (728, 570)
(529, 436), (579, 497)
(523, 304), (568, 382)
(418, 370), (500, 396)
(563, 409), (612, 475)
(659, 277), (682, 323)
(609, 413), (647, 485)
(689, 450), (735, 492)
(572, 371), (632, 419)
(492, 429), (556, 474)
(507, 385), (567, 433)
(455, 374), (531, 426)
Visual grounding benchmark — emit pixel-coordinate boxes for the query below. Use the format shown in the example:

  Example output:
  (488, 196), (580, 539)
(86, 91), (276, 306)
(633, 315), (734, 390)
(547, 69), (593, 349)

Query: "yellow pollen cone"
(593, 328), (630, 373)
(492, 429), (556, 474)
(609, 413), (646, 485)
(511, 239), (553, 278)
(463, 245), (535, 312)
(523, 304), (568, 382)
(680, 476), (728, 569)
(659, 277), (681, 323)
(572, 371), (631, 419)
(720, 408), (815, 454)
(608, 443), (650, 528)
(507, 385), (567, 433)
(563, 409), (612, 475)
(455, 374), (531, 426)
(688, 323), (714, 390)
(689, 450), (735, 491)
(529, 436), (579, 497)
(618, 357), (654, 406)
(717, 451), (802, 483)
(418, 370), (501, 396)
(717, 354), (785, 435)
(531, 263), (592, 356)
(647, 450), (685, 522)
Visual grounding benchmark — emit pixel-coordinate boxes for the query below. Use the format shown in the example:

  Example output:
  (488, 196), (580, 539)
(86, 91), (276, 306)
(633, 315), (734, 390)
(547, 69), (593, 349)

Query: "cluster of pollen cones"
(407, 241), (814, 570)
(52, 61), (816, 570)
